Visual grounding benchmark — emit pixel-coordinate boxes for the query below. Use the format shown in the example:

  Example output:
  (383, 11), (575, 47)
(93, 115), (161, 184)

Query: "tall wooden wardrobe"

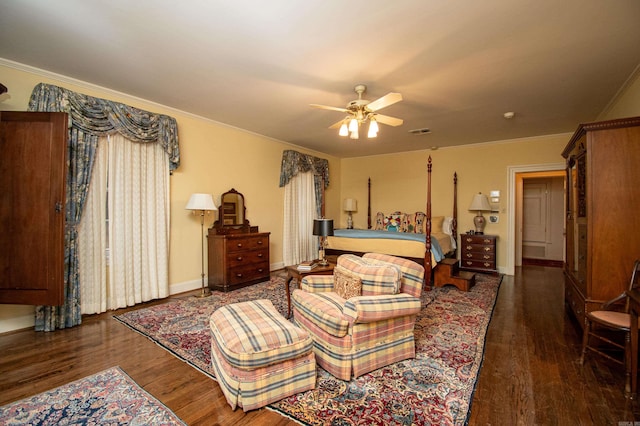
(563, 116), (640, 328)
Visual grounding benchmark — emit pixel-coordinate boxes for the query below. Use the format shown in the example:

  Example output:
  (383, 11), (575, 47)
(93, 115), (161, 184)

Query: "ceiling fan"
(310, 84), (403, 139)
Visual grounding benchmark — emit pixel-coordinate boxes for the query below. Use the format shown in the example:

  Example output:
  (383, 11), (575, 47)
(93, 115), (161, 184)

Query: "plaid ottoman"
(209, 299), (316, 412)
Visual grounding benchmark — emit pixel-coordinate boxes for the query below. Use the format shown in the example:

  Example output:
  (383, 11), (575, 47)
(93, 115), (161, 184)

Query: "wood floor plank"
(1, 266), (639, 424)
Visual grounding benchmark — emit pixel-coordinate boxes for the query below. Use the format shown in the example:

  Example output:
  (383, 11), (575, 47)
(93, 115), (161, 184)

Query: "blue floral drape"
(28, 83), (180, 331)
(279, 150), (329, 217)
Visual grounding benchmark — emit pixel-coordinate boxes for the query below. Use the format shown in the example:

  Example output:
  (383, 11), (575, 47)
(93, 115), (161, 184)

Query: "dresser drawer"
(228, 262), (270, 285)
(462, 251), (495, 262)
(461, 259), (496, 270)
(227, 248), (269, 268)
(462, 244), (496, 255)
(461, 235), (495, 246)
(225, 235), (269, 252)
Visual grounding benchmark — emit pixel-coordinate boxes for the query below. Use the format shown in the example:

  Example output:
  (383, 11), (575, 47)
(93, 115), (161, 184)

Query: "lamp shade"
(313, 219), (334, 237)
(185, 193), (217, 211)
(343, 198), (357, 212)
(468, 193), (491, 212)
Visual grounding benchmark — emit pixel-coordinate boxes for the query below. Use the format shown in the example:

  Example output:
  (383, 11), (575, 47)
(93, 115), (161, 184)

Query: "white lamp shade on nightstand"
(469, 193), (491, 234)
(343, 198), (357, 212)
(185, 193), (217, 211)
(468, 193), (491, 212)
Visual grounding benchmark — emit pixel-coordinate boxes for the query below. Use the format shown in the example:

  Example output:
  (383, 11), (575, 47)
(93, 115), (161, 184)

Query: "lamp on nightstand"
(344, 198), (357, 229)
(186, 193), (217, 298)
(468, 192), (491, 235)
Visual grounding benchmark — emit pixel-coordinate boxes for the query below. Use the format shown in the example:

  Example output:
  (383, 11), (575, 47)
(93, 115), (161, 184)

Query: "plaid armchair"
(291, 253), (424, 380)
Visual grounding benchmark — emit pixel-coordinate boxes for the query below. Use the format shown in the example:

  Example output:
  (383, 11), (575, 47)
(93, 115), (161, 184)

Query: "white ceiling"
(1, 0), (640, 158)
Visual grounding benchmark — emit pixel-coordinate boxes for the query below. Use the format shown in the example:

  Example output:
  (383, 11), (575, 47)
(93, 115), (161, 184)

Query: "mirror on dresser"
(210, 188), (254, 234)
(208, 188), (270, 291)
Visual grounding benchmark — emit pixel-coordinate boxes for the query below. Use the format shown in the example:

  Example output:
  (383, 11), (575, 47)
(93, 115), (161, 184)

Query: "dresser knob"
(236, 256), (243, 261)
(237, 243), (243, 248)
(257, 240), (263, 245)
(465, 238), (472, 242)
(258, 268), (264, 273)
(484, 247), (491, 252)
(484, 262), (490, 267)
(465, 261), (472, 266)
(257, 253), (263, 258)
(236, 273), (243, 278)
(466, 245), (472, 250)
(483, 255), (490, 259)
(466, 253), (472, 258)
(483, 239), (490, 243)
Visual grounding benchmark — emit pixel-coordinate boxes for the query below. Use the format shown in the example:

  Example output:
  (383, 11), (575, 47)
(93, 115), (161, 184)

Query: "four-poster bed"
(325, 157), (458, 288)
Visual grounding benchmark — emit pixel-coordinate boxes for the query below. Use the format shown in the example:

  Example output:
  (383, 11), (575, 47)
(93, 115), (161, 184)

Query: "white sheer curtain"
(78, 140), (108, 315)
(283, 171), (318, 266)
(78, 133), (170, 313)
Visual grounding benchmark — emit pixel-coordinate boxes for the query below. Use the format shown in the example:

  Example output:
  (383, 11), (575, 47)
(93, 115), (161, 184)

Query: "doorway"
(506, 163), (565, 275)
(521, 175), (564, 267)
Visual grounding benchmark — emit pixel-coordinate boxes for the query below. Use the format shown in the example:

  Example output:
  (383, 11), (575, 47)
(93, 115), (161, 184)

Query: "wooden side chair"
(580, 259), (640, 396)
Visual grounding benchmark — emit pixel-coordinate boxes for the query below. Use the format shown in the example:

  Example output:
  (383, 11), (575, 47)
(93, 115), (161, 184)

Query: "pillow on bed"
(414, 212), (426, 233)
(401, 213), (415, 233)
(373, 212), (385, 230)
(432, 216), (444, 233)
(442, 216), (454, 235)
(384, 211), (403, 232)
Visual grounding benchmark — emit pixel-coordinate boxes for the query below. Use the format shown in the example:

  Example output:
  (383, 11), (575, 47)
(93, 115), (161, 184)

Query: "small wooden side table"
(284, 263), (335, 318)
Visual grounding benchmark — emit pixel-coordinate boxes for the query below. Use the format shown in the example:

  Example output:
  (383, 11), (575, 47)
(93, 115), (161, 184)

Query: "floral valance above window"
(279, 149), (329, 188)
(28, 83), (180, 170)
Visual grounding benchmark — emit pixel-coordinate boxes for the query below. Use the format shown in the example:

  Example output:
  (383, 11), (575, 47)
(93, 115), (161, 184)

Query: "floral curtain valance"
(28, 83), (180, 170)
(279, 150), (329, 188)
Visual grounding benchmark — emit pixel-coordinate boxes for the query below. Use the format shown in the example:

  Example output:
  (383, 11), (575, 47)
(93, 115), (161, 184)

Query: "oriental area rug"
(114, 273), (502, 425)
(0, 366), (185, 425)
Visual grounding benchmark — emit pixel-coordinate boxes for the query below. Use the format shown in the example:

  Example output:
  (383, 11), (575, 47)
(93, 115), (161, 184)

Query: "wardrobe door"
(0, 111), (67, 305)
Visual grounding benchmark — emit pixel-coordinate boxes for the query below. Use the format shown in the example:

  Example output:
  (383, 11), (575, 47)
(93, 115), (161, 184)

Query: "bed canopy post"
(424, 156), (433, 289)
(367, 178), (372, 230)
(452, 172), (458, 256)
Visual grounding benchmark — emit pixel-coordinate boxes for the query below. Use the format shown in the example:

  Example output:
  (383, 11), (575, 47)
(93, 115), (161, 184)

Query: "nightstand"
(459, 234), (498, 274)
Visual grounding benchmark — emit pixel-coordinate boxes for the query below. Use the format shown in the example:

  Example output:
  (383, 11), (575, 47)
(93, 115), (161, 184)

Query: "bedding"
(327, 229), (449, 267)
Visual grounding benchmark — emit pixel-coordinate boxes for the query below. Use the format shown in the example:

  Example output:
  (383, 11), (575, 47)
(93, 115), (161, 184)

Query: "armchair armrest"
(301, 275), (335, 293)
(343, 293), (421, 323)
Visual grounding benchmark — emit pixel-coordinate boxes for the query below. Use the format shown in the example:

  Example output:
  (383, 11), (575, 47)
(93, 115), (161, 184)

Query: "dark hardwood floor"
(1, 266), (639, 425)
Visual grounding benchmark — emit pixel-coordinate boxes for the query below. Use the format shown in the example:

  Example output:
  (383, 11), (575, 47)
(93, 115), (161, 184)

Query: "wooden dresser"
(208, 231), (270, 292)
(563, 116), (640, 329)
(206, 188), (270, 292)
(459, 234), (498, 274)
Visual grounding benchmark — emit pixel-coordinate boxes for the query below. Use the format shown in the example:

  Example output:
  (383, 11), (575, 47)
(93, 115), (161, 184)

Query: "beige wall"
(0, 61), (341, 332)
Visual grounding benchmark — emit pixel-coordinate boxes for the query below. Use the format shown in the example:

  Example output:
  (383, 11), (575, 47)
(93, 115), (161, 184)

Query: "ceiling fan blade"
(375, 114), (404, 127)
(310, 104), (348, 113)
(366, 92), (402, 112)
(329, 119), (346, 129)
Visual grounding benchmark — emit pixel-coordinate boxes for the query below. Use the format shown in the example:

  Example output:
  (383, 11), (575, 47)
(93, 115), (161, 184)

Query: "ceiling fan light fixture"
(368, 117), (379, 138)
(339, 120), (349, 136)
(348, 117), (358, 133)
(350, 126), (359, 139)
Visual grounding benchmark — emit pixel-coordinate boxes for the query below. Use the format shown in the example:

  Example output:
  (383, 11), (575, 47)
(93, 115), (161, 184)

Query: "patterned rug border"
(114, 273), (503, 425)
(0, 366), (186, 425)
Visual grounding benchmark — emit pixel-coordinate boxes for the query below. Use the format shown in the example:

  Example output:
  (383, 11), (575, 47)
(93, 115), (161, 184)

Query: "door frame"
(506, 162), (565, 276)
